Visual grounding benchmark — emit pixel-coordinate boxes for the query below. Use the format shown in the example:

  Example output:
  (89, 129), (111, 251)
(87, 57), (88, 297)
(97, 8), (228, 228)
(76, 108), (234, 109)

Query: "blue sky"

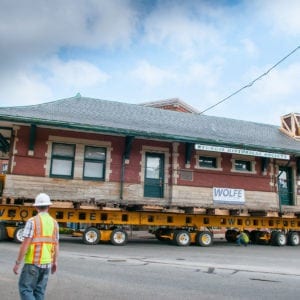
(1, 0), (300, 125)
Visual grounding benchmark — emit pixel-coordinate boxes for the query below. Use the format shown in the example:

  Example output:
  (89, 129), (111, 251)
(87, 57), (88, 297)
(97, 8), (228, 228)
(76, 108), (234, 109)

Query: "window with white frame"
(2, 163), (8, 174)
(50, 143), (75, 178)
(83, 146), (106, 180)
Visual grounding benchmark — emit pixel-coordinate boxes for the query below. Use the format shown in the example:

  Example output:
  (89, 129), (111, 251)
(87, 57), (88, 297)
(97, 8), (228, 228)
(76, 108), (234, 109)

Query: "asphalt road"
(1, 233), (300, 300)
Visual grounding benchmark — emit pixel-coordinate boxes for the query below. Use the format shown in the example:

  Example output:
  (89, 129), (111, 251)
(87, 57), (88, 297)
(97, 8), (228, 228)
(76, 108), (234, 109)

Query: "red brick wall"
(176, 144), (272, 192)
(13, 127), (47, 176)
(123, 139), (172, 184)
(12, 125), (273, 192)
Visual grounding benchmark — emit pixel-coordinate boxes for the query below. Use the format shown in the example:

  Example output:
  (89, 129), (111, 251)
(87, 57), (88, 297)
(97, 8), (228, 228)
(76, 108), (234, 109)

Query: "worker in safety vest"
(13, 193), (59, 300)
(236, 231), (249, 246)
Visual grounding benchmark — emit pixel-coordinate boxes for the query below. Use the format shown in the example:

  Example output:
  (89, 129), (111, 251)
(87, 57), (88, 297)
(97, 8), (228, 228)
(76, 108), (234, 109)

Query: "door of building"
(278, 166), (293, 206)
(144, 153), (164, 198)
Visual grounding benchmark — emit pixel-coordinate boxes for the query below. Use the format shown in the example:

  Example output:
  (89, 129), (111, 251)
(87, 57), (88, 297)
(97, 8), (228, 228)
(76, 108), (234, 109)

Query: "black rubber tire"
(271, 231), (287, 246)
(270, 231), (278, 245)
(255, 231), (269, 245)
(154, 228), (164, 241)
(0, 223), (8, 241)
(83, 227), (100, 245)
(173, 230), (191, 246)
(244, 230), (250, 238)
(249, 230), (259, 244)
(287, 231), (300, 246)
(155, 228), (171, 241)
(172, 230), (179, 245)
(225, 229), (238, 243)
(110, 228), (128, 246)
(196, 231), (213, 247)
(14, 226), (25, 243)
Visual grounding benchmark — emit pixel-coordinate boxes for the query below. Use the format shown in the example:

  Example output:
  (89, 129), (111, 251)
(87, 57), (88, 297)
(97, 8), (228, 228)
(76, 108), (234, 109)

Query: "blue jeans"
(237, 236), (248, 246)
(19, 264), (50, 300)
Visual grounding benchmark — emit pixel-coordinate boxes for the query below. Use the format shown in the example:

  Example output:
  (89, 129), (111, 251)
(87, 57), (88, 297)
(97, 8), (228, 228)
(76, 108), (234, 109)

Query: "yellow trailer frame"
(1, 204), (300, 246)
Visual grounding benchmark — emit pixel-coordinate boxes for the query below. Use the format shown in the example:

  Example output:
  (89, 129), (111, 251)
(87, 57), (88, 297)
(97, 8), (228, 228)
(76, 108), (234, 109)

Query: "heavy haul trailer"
(1, 204), (300, 247)
(0, 97), (300, 249)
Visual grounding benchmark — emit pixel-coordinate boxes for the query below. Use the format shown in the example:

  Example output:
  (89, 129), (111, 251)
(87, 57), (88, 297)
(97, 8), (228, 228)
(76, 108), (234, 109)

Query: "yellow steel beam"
(1, 205), (300, 231)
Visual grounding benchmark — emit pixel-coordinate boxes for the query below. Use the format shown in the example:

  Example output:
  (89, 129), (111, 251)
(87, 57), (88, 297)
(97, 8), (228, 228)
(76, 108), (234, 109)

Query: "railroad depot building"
(0, 95), (299, 217)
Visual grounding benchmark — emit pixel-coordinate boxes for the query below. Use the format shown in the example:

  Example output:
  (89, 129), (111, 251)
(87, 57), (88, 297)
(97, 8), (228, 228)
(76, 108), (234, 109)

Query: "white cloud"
(208, 63), (300, 125)
(0, 0), (299, 127)
(47, 59), (110, 88)
(246, 63), (300, 103)
(0, 0), (137, 69)
(183, 58), (224, 88)
(143, 2), (222, 60)
(0, 71), (53, 106)
(257, 0), (300, 35)
(131, 60), (176, 87)
(0, 58), (110, 106)
(241, 39), (259, 57)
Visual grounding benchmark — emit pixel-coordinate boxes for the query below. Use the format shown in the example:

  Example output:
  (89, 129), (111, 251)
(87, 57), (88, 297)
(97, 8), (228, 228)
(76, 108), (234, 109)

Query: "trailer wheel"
(255, 231), (269, 245)
(271, 231), (287, 246)
(249, 230), (259, 244)
(83, 227), (100, 245)
(155, 228), (166, 241)
(110, 228), (128, 246)
(225, 230), (238, 243)
(0, 223), (8, 241)
(173, 230), (191, 246)
(155, 228), (173, 241)
(287, 232), (300, 246)
(196, 231), (213, 247)
(14, 226), (25, 243)
(154, 228), (163, 240)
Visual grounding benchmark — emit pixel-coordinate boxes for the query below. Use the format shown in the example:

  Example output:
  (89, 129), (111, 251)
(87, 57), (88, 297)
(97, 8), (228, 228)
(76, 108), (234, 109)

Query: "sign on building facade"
(213, 187), (245, 205)
(195, 144), (290, 160)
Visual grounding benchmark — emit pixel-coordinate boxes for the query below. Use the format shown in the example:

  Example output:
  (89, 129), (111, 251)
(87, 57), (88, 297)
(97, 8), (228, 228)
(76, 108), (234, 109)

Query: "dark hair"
(36, 206), (49, 211)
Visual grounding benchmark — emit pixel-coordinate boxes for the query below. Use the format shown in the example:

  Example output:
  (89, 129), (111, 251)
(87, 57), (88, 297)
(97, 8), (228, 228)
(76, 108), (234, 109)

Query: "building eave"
(1, 114), (299, 157)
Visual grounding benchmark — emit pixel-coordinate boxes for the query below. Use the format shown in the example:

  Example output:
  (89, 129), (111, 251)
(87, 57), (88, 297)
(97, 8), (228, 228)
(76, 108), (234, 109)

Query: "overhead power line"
(199, 45), (300, 115)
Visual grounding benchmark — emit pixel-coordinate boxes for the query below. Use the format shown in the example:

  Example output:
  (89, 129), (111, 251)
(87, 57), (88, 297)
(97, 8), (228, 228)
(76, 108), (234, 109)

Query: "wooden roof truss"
(280, 113), (300, 140)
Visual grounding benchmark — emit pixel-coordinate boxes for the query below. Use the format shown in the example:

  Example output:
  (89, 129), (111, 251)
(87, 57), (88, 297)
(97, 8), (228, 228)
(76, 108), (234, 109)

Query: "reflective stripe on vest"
(24, 214), (57, 265)
(241, 233), (249, 243)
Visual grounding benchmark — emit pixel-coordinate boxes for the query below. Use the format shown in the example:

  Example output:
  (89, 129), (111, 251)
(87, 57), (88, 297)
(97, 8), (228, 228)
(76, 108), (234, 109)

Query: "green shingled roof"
(0, 95), (299, 155)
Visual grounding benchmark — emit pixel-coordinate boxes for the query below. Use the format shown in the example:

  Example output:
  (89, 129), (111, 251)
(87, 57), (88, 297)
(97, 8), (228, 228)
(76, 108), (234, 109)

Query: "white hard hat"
(33, 193), (52, 206)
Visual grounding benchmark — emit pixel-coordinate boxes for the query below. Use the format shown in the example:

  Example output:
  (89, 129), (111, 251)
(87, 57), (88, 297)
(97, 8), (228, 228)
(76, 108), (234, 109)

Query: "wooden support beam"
(29, 124), (36, 152)
(0, 133), (10, 153)
(261, 157), (270, 173)
(124, 136), (134, 160)
(185, 142), (194, 165)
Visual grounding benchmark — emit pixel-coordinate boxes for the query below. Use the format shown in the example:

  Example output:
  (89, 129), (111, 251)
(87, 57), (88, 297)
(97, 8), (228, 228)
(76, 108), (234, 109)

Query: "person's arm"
(51, 222), (59, 274)
(51, 242), (59, 274)
(13, 237), (32, 274)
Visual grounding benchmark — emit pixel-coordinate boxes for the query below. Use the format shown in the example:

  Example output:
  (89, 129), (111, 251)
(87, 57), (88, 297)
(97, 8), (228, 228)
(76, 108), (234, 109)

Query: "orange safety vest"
(24, 213), (58, 265)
